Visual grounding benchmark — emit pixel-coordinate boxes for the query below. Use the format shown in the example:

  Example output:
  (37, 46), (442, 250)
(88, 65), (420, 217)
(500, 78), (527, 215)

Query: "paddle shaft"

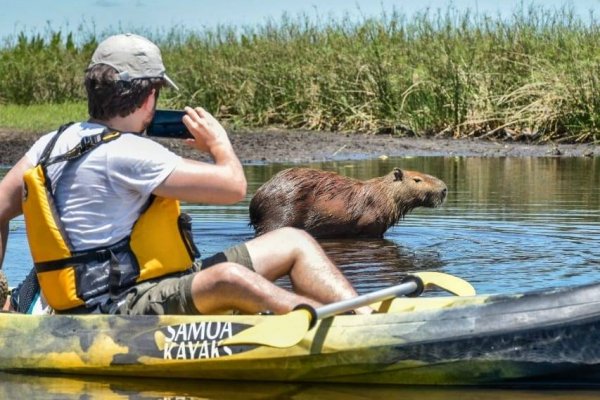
(314, 278), (421, 320)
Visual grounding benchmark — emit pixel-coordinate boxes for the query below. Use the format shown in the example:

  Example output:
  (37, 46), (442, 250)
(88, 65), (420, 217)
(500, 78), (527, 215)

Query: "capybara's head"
(382, 167), (447, 215)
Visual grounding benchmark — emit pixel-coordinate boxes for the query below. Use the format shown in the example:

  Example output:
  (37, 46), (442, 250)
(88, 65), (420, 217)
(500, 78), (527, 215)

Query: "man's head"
(85, 33), (178, 124)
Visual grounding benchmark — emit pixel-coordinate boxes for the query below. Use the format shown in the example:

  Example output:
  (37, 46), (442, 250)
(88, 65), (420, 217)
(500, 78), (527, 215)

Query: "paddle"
(219, 271), (475, 348)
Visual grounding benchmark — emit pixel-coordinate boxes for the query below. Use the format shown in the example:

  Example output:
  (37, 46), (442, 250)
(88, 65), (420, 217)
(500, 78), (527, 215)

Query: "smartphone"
(146, 109), (193, 139)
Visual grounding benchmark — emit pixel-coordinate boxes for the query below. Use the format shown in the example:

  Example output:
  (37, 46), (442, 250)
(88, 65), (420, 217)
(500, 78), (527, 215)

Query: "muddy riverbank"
(0, 128), (597, 166)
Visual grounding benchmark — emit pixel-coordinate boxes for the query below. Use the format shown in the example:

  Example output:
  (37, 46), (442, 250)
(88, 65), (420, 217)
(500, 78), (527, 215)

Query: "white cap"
(88, 33), (178, 90)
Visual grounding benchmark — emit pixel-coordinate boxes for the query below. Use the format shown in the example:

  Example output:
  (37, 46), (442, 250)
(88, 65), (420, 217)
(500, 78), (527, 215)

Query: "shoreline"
(0, 129), (598, 166)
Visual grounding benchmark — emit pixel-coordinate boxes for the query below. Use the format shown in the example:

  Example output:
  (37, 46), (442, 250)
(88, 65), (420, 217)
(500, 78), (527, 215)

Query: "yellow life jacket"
(22, 123), (199, 311)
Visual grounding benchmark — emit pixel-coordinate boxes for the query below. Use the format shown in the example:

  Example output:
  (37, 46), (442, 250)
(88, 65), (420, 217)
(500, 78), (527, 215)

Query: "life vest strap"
(34, 237), (130, 273)
(38, 122), (74, 165)
(45, 130), (121, 166)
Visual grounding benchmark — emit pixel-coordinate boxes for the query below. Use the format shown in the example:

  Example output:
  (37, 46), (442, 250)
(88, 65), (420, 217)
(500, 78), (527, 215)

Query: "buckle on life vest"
(94, 248), (113, 263)
(80, 135), (102, 152)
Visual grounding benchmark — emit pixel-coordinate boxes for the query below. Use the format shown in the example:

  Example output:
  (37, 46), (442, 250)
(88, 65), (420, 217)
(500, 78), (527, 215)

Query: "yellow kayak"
(1, 280), (600, 385)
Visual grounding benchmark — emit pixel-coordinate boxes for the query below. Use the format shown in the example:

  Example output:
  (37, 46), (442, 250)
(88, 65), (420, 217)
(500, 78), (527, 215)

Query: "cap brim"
(164, 74), (179, 91)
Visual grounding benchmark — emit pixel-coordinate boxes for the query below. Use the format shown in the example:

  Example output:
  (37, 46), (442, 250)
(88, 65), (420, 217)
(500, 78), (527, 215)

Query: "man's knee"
(202, 262), (255, 290)
(190, 262), (264, 314)
(272, 227), (316, 246)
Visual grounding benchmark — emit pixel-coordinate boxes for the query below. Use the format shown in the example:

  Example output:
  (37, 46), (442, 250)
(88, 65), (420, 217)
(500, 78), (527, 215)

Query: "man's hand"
(154, 106), (246, 204)
(182, 106), (233, 155)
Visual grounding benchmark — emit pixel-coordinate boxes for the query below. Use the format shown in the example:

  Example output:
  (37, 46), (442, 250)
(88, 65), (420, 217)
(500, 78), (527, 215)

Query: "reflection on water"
(1, 372), (598, 400)
(2, 155), (600, 397)
(320, 238), (445, 290)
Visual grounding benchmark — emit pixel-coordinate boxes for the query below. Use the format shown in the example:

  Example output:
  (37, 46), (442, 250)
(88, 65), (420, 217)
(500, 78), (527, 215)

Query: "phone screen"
(146, 110), (193, 139)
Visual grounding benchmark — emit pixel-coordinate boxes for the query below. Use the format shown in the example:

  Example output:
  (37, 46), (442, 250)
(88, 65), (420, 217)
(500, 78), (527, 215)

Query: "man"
(0, 33), (369, 315)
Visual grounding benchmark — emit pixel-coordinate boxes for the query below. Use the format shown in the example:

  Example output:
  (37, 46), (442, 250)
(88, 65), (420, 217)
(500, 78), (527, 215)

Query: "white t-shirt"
(25, 122), (182, 250)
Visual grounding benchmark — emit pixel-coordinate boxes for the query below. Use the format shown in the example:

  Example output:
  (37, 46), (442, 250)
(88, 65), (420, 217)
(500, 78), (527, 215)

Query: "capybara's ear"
(393, 168), (404, 181)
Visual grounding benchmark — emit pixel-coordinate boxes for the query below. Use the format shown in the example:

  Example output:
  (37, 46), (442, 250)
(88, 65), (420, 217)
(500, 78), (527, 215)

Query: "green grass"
(0, 102), (87, 133)
(1, 5), (599, 142)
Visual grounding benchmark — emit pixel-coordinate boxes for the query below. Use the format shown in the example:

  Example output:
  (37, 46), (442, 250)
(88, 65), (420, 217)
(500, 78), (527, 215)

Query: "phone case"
(146, 110), (193, 139)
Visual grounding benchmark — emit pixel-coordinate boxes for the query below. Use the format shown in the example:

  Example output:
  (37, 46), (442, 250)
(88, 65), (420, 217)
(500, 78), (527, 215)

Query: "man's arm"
(153, 107), (247, 204)
(0, 156), (31, 269)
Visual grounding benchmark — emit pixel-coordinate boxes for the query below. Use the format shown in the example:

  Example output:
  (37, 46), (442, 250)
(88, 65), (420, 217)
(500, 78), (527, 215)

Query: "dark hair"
(84, 64), (166, 120)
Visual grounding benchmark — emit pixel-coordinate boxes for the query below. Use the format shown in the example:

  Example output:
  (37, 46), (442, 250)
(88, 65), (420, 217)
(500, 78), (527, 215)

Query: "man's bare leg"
(245, 227), (372, 314)
(189, 262), (322, 314)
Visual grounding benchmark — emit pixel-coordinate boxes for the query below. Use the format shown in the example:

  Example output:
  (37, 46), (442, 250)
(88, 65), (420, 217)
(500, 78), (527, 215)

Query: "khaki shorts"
(113, 243), (253, 315)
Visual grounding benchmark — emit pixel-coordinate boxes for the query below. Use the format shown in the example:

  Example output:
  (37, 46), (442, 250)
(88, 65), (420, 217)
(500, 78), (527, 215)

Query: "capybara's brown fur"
(249, 167), (447, 238)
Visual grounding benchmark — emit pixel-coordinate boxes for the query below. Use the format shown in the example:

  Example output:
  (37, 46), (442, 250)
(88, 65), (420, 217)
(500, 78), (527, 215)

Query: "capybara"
(249, 167), (447, 238)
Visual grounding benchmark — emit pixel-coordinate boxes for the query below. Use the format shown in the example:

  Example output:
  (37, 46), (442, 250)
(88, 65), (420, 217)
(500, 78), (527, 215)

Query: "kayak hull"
(2, 282), (600, 385)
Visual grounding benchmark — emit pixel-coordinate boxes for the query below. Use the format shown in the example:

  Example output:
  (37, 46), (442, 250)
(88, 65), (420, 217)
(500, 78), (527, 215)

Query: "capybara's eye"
(413, 178), (422, 183)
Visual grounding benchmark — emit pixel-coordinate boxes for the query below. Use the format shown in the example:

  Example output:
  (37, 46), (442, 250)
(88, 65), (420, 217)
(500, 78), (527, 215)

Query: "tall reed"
(0, 5), (598, 142)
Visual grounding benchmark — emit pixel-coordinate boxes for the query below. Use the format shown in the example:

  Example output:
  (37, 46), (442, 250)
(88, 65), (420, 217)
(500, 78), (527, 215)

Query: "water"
(1, 155), (599, 397)
(0, 372), (596, 399)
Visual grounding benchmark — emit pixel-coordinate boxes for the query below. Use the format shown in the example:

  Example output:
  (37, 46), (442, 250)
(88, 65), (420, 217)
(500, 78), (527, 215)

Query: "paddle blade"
(219, 308), (313, 348)
(413, 272), (476, 296)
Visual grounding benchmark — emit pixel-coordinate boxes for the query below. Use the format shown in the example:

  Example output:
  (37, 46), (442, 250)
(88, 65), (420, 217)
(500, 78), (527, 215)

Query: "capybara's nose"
(442, 187), (447, 198)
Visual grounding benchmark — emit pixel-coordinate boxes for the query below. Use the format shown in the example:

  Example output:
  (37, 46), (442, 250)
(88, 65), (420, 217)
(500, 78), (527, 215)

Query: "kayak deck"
(2, 283), (600, 385)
